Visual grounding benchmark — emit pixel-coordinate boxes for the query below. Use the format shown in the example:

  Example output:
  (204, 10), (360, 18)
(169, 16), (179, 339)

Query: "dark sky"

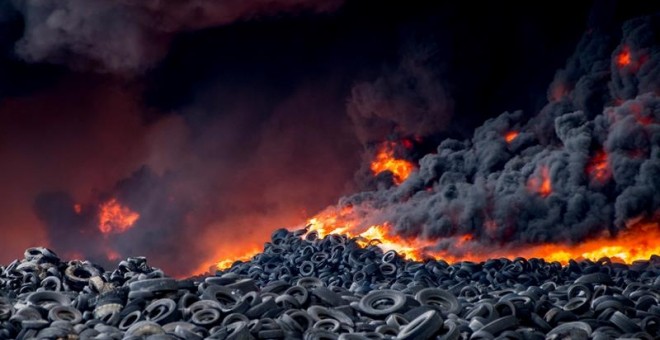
(0, 0), (657, 275)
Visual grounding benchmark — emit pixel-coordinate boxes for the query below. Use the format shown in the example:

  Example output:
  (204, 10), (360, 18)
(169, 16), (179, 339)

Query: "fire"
(98, 198), (140, 234)
(587, 150), (610, 183)
(370, 142), (415, 185)
(306, 211), (434, 261)
(215, 201), (658, 273)
(504, 131), (519, 143)
(532, 222), (659, 263)
(304, 206), (659, 266)
(527, 166), (552, 197)
(354, 224), (436, 260)
(73, 203), (82, 214)
(215, 247), (262, 270)
(617, 45), (631, 67)
(423, 221), (659, 264)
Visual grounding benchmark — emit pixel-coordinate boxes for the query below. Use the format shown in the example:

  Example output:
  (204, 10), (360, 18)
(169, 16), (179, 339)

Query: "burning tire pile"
(1, 229), (659, 339)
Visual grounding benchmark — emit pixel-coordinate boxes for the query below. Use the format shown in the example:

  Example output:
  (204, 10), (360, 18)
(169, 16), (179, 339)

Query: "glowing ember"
(370, 142), (415, 185)
(587, 150), (610, 183)
(629, 102), (653, 126)
(73, 203), (82, 214)
(617, 45), (631, 67)
(98, 198), (140, 234)
(527, 166), (552, 197)
(504, 131), (519, 143)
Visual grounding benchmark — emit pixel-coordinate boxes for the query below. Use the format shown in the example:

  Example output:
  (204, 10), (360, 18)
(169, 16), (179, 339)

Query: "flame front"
(215, 174), (657, 271)
(370, 142), (415, 185)
(98, 198), (139, 234)
(302, 207), (659, 265)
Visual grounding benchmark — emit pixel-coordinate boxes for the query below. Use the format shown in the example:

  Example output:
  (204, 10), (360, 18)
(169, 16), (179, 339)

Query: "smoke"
(333, 15), (660, 255)
(348, 43), (453, 145)
(10, 0), (343, 73)
(27, 79), (360, 277)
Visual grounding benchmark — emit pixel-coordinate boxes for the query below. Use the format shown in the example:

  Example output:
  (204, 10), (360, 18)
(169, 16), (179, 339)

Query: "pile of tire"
(0, 228), (658, 339)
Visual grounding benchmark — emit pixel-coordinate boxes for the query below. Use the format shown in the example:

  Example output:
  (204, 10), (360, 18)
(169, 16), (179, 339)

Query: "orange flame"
(617, 46), (631, 67)
(527, 166), (552, 197)
(214, 200), (658, 273)
(504, 131), (519, 143)
(536, 222), (659, 264)
(215, 246), (262, 270)
(587, 151), (610, 183)
(424, 222), (659, 264)
(303, 207), (659, 266)
(98, 198), (139, 234)
(370, 142), (415, 185)
(73, 203), (82, 214)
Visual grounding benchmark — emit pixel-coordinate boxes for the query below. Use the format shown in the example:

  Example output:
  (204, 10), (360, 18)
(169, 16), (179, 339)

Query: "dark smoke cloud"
(335, 15), (660, 254)
(27, 79), (360, 277)
(10, 0), (343, 72)
(348, 43), (453, 145)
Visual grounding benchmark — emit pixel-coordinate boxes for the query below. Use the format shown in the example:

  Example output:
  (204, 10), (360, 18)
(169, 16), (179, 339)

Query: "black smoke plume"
(332, 15), (660, 256)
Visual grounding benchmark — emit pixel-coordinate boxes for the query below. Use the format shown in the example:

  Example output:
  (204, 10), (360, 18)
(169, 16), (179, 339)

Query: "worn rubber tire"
(359, 290), (407, 317)
(396, 310), (443, 340)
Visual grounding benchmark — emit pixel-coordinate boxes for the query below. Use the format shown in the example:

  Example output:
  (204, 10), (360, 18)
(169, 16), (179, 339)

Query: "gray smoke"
(348, 43), (453, 146)
(334, 16), (660, 253)
(10, 0), (343, 72)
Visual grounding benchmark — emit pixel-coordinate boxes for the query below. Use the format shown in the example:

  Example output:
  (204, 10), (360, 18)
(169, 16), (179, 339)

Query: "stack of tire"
(0, 228), (658, 339)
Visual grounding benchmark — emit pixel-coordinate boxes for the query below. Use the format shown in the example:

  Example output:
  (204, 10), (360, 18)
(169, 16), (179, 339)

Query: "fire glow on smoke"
(527, 166), (552, 198)
(617, 45), (631, 67)
(98, 198), (140, 234)
(587, 150), (611, 183)
(504, 131), (519, 143)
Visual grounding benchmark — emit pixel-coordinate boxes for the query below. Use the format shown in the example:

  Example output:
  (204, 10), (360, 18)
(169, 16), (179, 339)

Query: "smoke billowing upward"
(0, 1), (658, 276)
(330, 15), (660, 258)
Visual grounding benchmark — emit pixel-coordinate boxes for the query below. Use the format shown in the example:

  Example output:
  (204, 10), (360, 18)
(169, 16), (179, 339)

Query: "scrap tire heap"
(0, 228), (659, 339)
